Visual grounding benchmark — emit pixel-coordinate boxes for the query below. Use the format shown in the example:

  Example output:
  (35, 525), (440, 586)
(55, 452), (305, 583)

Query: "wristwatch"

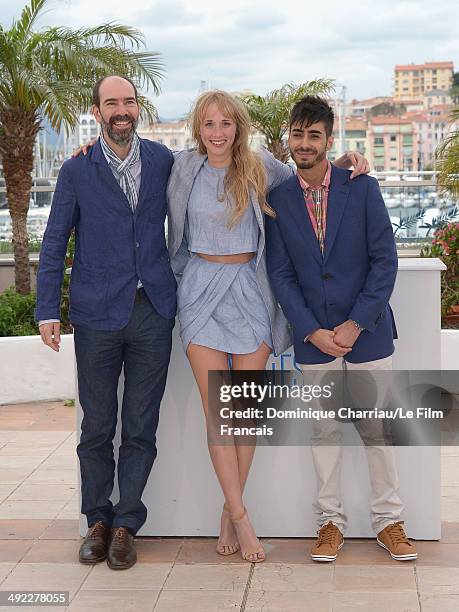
(350, 319), (365, 332)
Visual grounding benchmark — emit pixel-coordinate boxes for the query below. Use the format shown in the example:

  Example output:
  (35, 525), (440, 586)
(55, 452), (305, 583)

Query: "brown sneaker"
(79, 520), (110, 564)
(311, 521), (344, 562)
(377, 522), (417, 561)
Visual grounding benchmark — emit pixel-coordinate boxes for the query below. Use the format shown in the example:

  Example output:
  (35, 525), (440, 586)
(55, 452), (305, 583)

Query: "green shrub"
(0, 232), (74, 337)
(0, 288), (39, 336)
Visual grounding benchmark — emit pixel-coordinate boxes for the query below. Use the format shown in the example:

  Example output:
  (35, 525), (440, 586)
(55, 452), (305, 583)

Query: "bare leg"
(187, 341), (270, 562)
(228, 341), (272, 562)
(232, 342), (272, 492)
(187, 343), (240, 555)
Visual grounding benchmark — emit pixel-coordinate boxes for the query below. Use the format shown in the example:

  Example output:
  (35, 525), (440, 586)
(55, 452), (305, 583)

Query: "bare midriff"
(196, 252), (256, 264)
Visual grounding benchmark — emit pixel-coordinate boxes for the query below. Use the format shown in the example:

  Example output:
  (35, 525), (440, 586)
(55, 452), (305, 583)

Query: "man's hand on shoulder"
(333, 320), (362, 349)
(39, 322), (61, 352)
(308, 329), (352, 358)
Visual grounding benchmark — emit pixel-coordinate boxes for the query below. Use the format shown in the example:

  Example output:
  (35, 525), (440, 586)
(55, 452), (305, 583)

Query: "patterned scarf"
(100, 131), (141, 212)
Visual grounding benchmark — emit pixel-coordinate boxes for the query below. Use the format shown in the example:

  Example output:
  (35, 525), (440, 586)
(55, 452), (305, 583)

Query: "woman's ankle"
(227, 503), (245, 520)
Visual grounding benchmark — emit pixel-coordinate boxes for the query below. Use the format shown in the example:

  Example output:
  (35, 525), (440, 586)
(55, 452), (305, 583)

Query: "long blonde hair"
(190, 90), (274, 227)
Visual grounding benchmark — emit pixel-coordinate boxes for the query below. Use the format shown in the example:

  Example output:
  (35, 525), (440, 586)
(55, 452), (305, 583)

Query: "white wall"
(442, 330), (459, 370)
(0, 335), (75, 405)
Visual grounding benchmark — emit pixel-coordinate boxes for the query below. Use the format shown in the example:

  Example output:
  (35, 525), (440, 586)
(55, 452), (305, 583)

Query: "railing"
(372, 171), (458, 248)
(1, 173), (458, 251)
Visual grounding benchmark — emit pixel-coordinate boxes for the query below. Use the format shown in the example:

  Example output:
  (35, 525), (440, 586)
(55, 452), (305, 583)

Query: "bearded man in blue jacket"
(36, 76), (176, 570)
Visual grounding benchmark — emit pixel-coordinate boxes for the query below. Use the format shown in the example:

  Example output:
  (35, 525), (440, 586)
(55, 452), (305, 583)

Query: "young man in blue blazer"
(266, 96), (417, 563)
(36, 76), (176, 569)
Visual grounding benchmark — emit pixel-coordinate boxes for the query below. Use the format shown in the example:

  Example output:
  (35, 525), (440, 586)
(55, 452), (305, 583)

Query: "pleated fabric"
(177, 254), (273, 354)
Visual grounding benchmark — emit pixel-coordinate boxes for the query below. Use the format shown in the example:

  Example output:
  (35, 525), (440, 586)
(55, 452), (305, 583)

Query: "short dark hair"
(92, 75), (138, 107)
(289, 95), (334, 138)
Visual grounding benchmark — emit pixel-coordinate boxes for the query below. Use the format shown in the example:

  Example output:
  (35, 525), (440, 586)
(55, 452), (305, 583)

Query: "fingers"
(39, 323), (60, 352)
(349, 152), (370, 179)
(53, 322), (61, 346)
(350, 154), (362, 179)
(330, 346), (351, 357)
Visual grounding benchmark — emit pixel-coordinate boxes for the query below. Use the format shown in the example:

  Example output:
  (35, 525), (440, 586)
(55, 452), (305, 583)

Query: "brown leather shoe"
(79, 521), (110, 564)
(107, 527), (137, 570)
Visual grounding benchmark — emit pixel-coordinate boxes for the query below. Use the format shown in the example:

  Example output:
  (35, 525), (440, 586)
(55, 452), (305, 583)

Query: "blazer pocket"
(69, 266), (108, 315)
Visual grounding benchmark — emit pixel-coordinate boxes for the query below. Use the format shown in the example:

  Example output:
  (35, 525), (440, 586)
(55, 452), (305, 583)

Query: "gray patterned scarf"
(100, 132), (141, 212)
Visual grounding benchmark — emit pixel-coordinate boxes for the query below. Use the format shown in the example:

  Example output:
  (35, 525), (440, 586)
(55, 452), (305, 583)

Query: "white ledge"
(397, 257), (446, 271)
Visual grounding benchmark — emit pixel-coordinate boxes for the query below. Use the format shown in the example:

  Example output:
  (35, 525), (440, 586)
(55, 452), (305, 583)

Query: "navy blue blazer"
(35, 139), (176, 330)
(265, 165), (398, 364)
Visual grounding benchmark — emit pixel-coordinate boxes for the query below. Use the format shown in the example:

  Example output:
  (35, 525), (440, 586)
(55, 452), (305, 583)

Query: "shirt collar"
(297, 159), (332, 192)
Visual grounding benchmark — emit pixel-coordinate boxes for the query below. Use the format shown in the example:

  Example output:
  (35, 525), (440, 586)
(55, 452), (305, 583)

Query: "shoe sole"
(377, 539), (418, 561)
(106, 558), (137, 570)
(79, 555), (106, 564)
(311, 541), (344, 562)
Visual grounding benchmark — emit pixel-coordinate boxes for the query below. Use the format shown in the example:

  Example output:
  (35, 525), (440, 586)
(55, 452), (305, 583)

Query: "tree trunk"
(0, 106), (41, 294)
(267, 139), (290, 163)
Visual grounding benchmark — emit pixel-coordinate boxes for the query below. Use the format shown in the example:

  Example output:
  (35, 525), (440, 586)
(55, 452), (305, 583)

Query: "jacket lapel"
(323, 166), (350, 263)
(168, 152), (206, 256)
(90, 139), (132, 213)
(137, 140), (156, 211)
(286, 176), (322, 264)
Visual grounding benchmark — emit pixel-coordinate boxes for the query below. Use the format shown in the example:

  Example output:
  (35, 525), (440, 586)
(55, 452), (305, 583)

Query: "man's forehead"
(99, 78), (136, 101)
(290, 121), (326, 133)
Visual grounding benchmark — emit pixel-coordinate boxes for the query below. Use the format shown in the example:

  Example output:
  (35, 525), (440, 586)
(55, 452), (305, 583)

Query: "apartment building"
(329, 118), (368, 162)
(394, 61), (454, 101)
(65, 114), (99, 157)
(412, 105), (455, 169)
(138, 119), (193, 151)
(367, 116), (418, 172)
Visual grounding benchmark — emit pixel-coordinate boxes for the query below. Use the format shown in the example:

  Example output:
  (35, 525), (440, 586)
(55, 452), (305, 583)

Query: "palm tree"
(0, 0), (164, 294)
(240, 80), (335, 162)
(436, 107), (459, 198)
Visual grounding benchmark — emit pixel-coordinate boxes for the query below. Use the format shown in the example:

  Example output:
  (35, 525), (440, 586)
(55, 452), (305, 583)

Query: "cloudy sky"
(1, 0), (458, 118)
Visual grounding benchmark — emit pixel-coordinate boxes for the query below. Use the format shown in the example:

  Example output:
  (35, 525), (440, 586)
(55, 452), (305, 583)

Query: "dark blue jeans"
(74, 289), (174, 535)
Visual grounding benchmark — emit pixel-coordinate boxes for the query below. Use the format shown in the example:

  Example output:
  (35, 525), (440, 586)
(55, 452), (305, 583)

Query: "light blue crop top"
(186, 160), (259, 255)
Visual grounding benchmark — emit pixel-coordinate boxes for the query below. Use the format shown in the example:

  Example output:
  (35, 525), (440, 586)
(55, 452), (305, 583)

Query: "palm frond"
(240, 79), (335, 148)
(12, 0), (48, 42)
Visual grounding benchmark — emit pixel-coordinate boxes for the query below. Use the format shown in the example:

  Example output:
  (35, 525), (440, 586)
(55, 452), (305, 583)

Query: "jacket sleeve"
(348, 178), (398, 332)
(170, 235), (191, 283)
(259, 149), (294, 191)
(35, 162), (79, 321)
(265, 206), (320, 340)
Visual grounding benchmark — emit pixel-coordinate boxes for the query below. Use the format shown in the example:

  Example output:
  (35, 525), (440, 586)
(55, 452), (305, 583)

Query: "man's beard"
(292, 149), (326, 170)
(102, 113), (138, 146)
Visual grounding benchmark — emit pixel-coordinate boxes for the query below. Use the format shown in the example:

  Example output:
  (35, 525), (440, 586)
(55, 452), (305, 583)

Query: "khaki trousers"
(300, 356), (404, 534)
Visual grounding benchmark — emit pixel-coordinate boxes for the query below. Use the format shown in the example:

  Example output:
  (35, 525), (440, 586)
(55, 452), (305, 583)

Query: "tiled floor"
(0, 401), (458, 611)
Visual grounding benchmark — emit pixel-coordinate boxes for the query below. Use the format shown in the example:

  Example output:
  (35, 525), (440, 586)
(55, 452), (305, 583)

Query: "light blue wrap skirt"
(177, 254), (273, 354)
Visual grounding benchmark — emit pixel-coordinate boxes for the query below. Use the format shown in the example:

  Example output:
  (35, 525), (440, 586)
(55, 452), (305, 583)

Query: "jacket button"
(136, 242), (140, 248)
(322, 273), (332, 280)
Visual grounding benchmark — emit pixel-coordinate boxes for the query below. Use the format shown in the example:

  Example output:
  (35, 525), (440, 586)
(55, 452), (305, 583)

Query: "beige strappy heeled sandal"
(230, 507), (265, 563)
(216, 503), (240, 556)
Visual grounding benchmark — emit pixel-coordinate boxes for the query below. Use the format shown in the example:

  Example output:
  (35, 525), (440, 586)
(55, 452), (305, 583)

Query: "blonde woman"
(167, 90), (369, 562)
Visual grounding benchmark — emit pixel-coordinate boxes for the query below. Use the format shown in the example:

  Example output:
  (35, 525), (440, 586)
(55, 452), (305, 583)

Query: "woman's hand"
(72, 139), (97, 157)
(334, 150), (370, 179)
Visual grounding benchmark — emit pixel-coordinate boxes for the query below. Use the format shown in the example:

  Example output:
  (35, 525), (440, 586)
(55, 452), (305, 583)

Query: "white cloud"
(1, 0), (458, 117)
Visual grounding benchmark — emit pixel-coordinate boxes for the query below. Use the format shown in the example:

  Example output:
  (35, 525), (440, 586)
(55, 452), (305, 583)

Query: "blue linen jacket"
(35, 138), (176, 330)
(265, 166), (398, 364)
